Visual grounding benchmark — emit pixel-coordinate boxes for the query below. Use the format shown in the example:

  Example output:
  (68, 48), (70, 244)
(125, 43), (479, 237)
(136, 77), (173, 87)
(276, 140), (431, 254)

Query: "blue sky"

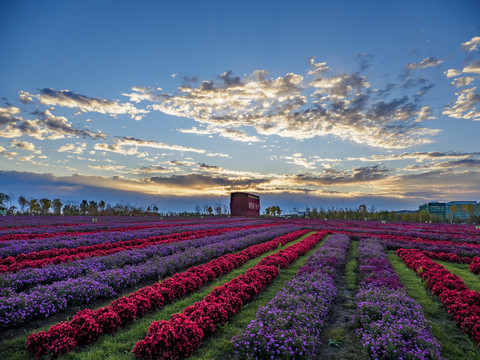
(1, 0), (479, 212)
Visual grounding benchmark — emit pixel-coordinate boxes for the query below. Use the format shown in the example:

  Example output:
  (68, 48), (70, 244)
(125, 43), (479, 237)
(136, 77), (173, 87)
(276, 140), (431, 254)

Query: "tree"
(0, 193), (9, 214)
(80, 200), (89, 215)
(275, 206), (282, 217)
(18, 195), (28, 213)
(465, 204), (476, 220)
(89, 201), (98, 216)
(39, 198), (52, 215)
(52, 199), (63, 215)
(215, 204), (222, 216)
(449, 204), (459, 221)
(29, 199), (41, 215)
(207, 206), (213, 215)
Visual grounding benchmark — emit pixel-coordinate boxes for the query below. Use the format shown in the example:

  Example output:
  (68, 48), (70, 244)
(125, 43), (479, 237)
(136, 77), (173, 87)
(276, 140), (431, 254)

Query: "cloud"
(178, 126), (261, 142)
(94, 136), (229, 158)
(0, 145), (17, 158)
(307, 57), (330, 75)
(10, 140), (41, 153)
(443, 87), (480, 120)
(406, 57), (443, 69)
(122, 87), (154, 103)
(291, 165), (390, 186)
(129, 165), (172, 174)
(444, 69), (462, 78)
(58, 142), (87, 154)
(451, 76), (475, 87)
(88, 165), (126, 172)
(145, 65), (439, 149)
(463, 60), (480, 75)
(148, 173), (270, 191)
(19, 91), (33, 104)
(461, 36), (480, 52)
(0, 107), (105, 140)
(34, 88), (149, 120)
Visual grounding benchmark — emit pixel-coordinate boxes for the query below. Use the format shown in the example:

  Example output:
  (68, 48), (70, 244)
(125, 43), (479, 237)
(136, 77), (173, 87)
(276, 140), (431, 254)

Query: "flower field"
(1, 216), (480, 359)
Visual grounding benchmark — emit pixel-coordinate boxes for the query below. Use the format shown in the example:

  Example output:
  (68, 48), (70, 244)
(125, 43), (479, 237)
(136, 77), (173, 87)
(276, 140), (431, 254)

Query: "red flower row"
(0, 223), (276, 273)
(132, 231), (325, 359)
(397, 248), (480, 346)
(420, 249), (480, 276)
(25, 229), (319, 359)
(422, 250), (472, 264)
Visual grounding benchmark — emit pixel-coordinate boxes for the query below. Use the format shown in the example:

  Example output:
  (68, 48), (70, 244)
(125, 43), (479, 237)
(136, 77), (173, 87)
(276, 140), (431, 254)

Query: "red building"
(230, 192), (260, 217)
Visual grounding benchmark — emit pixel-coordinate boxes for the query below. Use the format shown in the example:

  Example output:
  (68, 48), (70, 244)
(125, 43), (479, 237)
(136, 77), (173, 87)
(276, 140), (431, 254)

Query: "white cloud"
(461, 36), (480, 52)
(19, 91), (34, 104)
(146, 66), (438, 149)
(443, 87), (480, 120)
(58, 142), (87, 154)
(451, 76), (475, 87)
(463, 60), (480, 75)
(406, 57), (443, 69)
(10, 140), (41, 153)
(34, 88), (149, 120)
(88, 164), (126, 172)
(444, 69), (462, 78)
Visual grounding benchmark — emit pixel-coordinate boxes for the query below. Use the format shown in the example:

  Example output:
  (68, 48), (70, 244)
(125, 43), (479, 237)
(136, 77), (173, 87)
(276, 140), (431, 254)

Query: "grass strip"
(187, 234), (329, 360)
(434, 260), (480, 293)
(388, 251), (480, 360)
(345, 240), (358, 291)
(60, 231), (319, 360)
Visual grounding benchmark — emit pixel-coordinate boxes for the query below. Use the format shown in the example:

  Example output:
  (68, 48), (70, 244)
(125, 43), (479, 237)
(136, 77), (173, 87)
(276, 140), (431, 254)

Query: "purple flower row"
(0, 225), (298, 329)
(0, 226), (284, 293)
(0, 219), (266, 258)
(231, 233), (350, 359)
(352, 238), (442, 359)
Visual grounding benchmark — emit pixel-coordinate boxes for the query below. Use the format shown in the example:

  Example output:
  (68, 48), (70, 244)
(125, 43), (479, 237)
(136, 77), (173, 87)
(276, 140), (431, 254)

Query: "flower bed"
(0, 223), (277, 273)
(0, 226), (299, 329)
(25, 229), (319, 359)
(0, 219), (268, 258)
(398, 248), (480, 346)
(231, 233), (350, 359)
(352, 239), (442, 359)
(131, 231), (327, 359)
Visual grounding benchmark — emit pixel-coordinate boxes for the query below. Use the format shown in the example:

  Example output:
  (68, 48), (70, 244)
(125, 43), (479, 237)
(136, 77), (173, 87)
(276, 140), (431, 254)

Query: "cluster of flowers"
(0, 223), (276, 273)
(421, 249), (480, 276)
(422, 251), (472, 264)
(302, 219), (479, 244)
(1, 226), (298, 329)
(131, 231), (326, 359)
(398, 248), (480, 346)
(0, 217), (247, 242)
(342, 231), (480, 249)
(25, 229), (316, 359)
(0, 219), (266, 258)
(1, 226), (284, 293)
(231, 233), (350, 359)
(352, 239), (442, 359)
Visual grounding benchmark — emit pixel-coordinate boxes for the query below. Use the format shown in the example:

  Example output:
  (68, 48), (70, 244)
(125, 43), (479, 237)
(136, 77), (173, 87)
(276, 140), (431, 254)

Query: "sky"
(1, 0), (480, 213)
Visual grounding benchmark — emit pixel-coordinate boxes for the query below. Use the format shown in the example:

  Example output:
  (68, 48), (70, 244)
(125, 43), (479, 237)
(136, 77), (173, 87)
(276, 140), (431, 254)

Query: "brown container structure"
(230, 192), (260, 217)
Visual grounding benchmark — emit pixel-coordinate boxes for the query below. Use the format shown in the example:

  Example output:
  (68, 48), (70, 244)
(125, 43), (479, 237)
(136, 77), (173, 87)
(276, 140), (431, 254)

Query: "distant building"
(419, 201), (479, 219)
(230, 192), (260, 217)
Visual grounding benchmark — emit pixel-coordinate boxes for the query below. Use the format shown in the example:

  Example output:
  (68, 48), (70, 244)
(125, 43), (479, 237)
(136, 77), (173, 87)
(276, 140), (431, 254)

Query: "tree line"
(0, 193), (161, 216)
